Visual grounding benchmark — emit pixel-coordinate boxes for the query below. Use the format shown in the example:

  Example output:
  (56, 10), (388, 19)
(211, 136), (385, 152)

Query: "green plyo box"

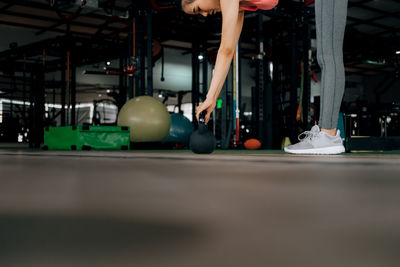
(44, 125), (130, 150)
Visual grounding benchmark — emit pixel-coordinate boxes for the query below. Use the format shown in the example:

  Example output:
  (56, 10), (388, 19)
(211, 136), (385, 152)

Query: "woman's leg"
(284, 0), (348, 154)
(315, 0), (348, 132)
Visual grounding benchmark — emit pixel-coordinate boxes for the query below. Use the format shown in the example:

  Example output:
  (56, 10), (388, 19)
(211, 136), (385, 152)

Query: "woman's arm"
(197, 0), (244, 122)
(207, 7), (244, 100)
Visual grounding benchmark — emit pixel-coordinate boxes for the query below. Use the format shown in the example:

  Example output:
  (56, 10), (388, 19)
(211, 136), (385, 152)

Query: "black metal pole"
(202, 42), (208, 100)
(119, 57), (127, 110)
(61, 54), (66, 126)
(191, 40), (200, 126)
(178, 91), (183, 114)
(251, 86), (257, 135)
(221, 82), (228, 149)
(146, 9), (153, 96)
(23, 57), (26, 123)
(128, 15), (134, 99)
(265, 61), (273, 149)
(303, 19), (311, 131)
(71, 63), (76, 125)
(10, 74), (15, 117)
(135, 12), (146, 96)
(29, 65), (45, 148)
(257, 14), (265, 147)
(290, 17), (298, 142)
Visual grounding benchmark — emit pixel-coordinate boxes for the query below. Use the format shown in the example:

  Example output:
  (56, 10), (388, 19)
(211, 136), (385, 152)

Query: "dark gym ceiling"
(0, 0), (399, 76)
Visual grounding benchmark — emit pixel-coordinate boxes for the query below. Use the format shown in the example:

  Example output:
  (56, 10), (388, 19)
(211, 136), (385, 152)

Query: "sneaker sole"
(284, 145), (345, 155)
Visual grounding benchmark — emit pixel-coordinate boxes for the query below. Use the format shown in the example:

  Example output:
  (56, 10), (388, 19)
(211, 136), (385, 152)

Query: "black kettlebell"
(190, 111), (216, 154)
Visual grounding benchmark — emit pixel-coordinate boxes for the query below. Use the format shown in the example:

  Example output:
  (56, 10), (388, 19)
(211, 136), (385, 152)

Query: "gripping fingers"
(196, 103), (205, 122)
(205, 112), (211, 123)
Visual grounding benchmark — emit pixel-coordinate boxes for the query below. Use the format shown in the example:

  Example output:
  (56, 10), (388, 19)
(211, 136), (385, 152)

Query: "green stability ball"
(117, 96), (171, 142)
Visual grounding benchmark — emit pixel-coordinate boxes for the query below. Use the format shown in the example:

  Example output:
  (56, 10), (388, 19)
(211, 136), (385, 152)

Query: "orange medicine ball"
(244, 139), (261, 150)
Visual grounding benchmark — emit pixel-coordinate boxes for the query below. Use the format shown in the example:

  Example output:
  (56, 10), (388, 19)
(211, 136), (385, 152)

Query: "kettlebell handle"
(199, 111), (206, 124)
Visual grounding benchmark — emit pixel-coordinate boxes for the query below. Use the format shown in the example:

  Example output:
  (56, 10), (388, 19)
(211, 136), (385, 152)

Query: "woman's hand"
(196, 97), (216, 123)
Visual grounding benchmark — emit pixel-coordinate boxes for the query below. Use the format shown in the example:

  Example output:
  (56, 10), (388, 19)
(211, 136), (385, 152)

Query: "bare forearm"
(206, 11), (243, 102)
(206, 49), (234, 101)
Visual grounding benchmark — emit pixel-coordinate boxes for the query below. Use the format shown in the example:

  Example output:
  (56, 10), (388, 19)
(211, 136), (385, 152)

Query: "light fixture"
(269, 62), (273, 80)
(106, 61), (111, 66)
(396, 51), (400, 55)
(198, 55), (204, 60)
(364, 60), (386, 66)
(106, 89), (111, 93)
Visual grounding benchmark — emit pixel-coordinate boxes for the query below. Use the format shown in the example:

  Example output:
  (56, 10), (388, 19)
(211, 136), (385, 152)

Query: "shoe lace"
(298, 130), (321, 142)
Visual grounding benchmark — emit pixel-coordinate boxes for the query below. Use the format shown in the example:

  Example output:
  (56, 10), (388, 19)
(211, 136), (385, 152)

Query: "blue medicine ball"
(164, 113), (194, 146)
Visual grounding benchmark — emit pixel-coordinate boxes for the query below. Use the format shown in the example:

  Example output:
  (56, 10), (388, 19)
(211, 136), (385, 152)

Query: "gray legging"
(315, 0), (348, 130)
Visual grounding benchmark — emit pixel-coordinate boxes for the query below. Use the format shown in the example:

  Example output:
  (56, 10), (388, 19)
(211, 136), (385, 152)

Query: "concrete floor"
(0, 147), (400, 267)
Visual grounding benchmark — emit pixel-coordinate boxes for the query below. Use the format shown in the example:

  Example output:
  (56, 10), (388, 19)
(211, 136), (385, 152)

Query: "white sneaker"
(284, 125), (345, 155)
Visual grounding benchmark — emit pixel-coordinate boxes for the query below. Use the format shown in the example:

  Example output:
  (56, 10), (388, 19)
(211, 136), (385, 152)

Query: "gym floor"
(1, 145), (400, 267)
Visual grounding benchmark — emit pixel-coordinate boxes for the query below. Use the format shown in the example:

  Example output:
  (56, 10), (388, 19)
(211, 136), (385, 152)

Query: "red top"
(240, 0), (279, 11)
